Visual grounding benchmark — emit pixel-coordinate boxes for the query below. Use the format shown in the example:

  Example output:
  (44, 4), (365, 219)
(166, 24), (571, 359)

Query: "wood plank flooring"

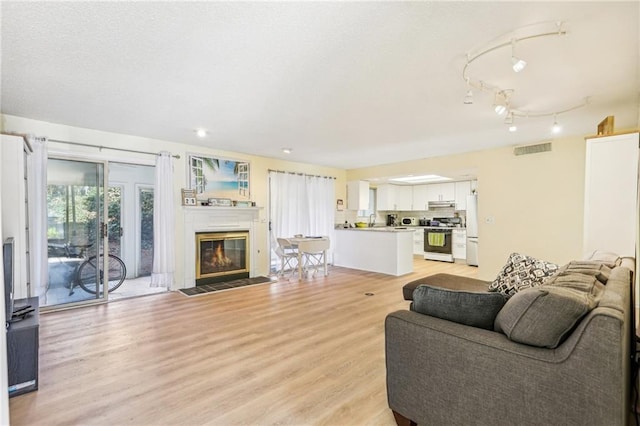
(9, 258), (479, 426)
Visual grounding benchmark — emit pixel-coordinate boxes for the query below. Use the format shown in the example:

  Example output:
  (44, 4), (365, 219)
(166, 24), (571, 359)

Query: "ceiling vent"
(514, 142), (552, 156)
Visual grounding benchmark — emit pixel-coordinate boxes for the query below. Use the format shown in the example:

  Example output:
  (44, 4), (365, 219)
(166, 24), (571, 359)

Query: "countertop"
(337, 226), (466, 231)
(335, 227), (416, 232)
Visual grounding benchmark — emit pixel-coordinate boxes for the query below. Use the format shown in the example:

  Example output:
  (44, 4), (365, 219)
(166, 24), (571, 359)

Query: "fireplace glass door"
(196, 232), (249, 282)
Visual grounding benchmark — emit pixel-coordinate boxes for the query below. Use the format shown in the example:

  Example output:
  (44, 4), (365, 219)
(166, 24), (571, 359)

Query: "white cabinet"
(377, 184), (412, 211)
(583, 132), (639, 257)
(347, 180), (369, 211)
(454, 181), (472, 210)
(396, 186), (412, 210)
(452, 229), (467, 260)
(426, 183), (455, 202)
(413, 229), (425, 255)
(412, 185), (429, 211)
(376, 184), (395, 211)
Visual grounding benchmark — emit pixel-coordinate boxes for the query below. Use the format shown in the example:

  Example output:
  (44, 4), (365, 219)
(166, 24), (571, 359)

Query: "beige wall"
(347, 136), (587, 280)
(1, 114), (347, 288)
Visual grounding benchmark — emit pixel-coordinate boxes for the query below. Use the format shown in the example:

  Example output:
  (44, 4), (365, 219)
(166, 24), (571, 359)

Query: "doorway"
(44, 159), (165, 308)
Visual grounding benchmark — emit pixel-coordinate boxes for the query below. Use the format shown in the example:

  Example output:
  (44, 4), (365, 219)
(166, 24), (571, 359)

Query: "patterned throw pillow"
(488, 253), (559, 298)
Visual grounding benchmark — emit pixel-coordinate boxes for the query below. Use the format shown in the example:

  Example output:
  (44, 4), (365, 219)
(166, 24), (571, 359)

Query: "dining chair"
(297, 238), (330, 279)
(276, 237), (299, 278)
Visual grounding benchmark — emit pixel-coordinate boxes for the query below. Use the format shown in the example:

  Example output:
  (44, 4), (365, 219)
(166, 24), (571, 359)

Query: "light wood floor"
(9, 258), (479, 426)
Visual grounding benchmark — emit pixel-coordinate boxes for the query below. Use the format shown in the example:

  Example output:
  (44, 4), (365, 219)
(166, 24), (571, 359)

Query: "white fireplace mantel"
(183, 207), (261, 288)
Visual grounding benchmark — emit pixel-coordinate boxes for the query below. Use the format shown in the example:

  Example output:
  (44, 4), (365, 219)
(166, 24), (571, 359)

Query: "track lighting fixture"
(493, 91), (510, 116)
(463, 77), (473, 105)
(461, 21), (589, 128)
(551, 115), (562, 134)
(464, 89), (473, 105)
(511, 39), (527, 73)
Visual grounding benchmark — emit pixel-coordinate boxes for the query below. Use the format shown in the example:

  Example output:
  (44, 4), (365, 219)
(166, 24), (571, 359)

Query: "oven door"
(424, 229), (453, 254)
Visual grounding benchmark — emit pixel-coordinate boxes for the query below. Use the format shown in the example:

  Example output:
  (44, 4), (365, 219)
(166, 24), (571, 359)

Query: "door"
(45, 158), (109, 307)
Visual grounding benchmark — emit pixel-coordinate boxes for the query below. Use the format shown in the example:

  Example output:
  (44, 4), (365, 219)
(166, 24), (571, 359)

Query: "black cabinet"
(6, 297), (39, 397)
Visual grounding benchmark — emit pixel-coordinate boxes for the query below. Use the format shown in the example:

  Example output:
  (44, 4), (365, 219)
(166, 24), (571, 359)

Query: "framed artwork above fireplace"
(188, 154), (250, 201)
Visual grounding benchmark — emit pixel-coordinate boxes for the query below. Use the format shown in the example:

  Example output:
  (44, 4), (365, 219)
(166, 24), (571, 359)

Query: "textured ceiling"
(1, 2), (639, 170)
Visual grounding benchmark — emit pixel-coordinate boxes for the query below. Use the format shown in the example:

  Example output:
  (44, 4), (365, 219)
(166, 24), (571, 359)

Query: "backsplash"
(336, 208), (467, 227)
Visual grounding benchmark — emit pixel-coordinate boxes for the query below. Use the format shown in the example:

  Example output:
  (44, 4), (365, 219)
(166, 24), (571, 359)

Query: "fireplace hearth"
(196, 231), (249, 285)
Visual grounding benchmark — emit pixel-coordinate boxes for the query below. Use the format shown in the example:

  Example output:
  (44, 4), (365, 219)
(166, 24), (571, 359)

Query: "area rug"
(179, 276), (274, 297)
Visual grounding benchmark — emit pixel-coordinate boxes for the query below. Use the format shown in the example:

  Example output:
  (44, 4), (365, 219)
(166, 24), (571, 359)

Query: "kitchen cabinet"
(347, 180), (370, 211)
(396, 186), (412, 210)
(377, 184), (412, 211)
(413, 229), (425, 255)
(452, 229), (467, 260)
(454, 181), (472, 210)
(412, 185), (429, 211)
(426, 183), (455, 202)
(583, 132), (638, 257)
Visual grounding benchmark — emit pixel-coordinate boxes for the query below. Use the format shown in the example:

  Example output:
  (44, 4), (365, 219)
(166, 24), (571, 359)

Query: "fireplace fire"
(196, 231), (249, 285)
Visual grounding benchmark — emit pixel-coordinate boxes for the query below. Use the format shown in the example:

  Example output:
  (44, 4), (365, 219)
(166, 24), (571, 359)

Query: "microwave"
(401, 217), (417, 226)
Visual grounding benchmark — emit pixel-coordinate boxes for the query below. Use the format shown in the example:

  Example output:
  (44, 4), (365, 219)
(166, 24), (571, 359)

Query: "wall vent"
(514, 142), (552, 156)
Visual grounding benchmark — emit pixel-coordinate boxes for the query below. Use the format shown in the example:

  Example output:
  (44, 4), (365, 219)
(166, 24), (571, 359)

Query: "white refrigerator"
(466, 194), (479, 266)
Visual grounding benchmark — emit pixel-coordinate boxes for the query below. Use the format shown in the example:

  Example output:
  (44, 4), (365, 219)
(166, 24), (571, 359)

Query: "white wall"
(1, 114), (347, 289)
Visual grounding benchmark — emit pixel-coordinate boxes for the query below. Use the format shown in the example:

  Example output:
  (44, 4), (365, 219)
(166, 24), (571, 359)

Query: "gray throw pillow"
(488, 252), (559, 298)
(412, 285), (506, 330)
(494, 285), (597, 348)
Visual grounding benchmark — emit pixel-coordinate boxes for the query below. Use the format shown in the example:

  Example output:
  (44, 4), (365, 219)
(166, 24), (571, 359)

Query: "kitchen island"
(334, 227), (414, 276)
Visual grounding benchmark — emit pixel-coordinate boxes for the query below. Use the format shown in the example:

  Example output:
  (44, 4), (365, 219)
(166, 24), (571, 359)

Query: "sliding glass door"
(44, 158), (109, 307)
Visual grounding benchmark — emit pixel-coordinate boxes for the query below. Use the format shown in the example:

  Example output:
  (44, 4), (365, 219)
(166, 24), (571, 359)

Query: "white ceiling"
(1, 2), (639, 170)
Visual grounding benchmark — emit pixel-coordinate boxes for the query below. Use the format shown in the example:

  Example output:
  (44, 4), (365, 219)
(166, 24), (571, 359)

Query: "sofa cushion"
(494, 273), (601, 348)
(402, 273), (490, 301)
(412, 285), (506, 330)
(584, 250), (620, 267)
(488, 253), (559, 298)
(551, 261), (612, 285)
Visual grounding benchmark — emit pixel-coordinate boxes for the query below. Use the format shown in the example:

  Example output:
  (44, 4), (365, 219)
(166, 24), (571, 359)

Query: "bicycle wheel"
(77, 254), (127, 295)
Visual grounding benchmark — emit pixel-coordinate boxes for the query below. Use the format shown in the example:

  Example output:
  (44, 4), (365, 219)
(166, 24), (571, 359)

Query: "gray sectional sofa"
(385, 256), (635, 426)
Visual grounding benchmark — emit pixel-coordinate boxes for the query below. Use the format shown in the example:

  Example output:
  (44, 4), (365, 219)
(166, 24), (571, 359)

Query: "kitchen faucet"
(369, 213), (376, 227)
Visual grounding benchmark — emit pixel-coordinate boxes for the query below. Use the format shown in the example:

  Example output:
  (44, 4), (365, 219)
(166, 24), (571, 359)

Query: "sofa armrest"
(385, 308), (629, 426)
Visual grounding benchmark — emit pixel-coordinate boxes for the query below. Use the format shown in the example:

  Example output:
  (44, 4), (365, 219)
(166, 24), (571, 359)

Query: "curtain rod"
(1, 131), (33, 153)
(47, 138), (181, 159)
(268, 169), (336, 180)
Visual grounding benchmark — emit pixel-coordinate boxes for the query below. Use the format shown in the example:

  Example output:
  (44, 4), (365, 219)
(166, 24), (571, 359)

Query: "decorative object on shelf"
(462, 21), (589, 133)
(208, 198), (232, 207)
(235, 201), (251, 207)
(181, 188), (197, 206)
(188, 154), (250, 201)
(597, 116), (615, 136)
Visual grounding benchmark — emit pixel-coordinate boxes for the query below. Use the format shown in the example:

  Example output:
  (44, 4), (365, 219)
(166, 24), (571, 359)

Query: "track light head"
(463, 89), (474, 105)
(493, 92), (509, 115)
(552, 120), (562, 134)
(512, 56), (527, 72)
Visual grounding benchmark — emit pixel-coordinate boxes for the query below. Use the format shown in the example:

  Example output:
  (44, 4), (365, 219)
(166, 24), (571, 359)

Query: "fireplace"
(195, 231), (250, 285)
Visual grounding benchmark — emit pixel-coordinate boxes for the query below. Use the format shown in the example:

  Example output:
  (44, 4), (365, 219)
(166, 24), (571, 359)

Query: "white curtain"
(26, 137), (48, 300)
(150, 152), (175, 288)
(269, 171), (335, 262)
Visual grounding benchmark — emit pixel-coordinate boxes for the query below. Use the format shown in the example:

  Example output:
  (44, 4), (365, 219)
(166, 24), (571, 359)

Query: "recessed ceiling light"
(196, 129), (207, 138)
(282, 148), (292, 154)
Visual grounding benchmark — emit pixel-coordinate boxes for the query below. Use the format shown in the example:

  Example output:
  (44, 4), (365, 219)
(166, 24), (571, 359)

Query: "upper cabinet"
(426, 183), (455, 202)
(377, 184), (412, 211)
(412, 185), (429, 211)
(377, 180), (475, 212)
(396, 186), (413, 210)
(583, 133), (639, 257)
(347, 180), (370, 211)
(454, 181), (472, 210)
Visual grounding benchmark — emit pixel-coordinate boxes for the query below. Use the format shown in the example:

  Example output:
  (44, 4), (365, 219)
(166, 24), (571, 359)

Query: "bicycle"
(48, 242), (127, 296)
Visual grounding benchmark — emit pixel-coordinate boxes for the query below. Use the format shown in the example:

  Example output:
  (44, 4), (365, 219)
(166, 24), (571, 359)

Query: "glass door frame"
(43, 155), (110, 310)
